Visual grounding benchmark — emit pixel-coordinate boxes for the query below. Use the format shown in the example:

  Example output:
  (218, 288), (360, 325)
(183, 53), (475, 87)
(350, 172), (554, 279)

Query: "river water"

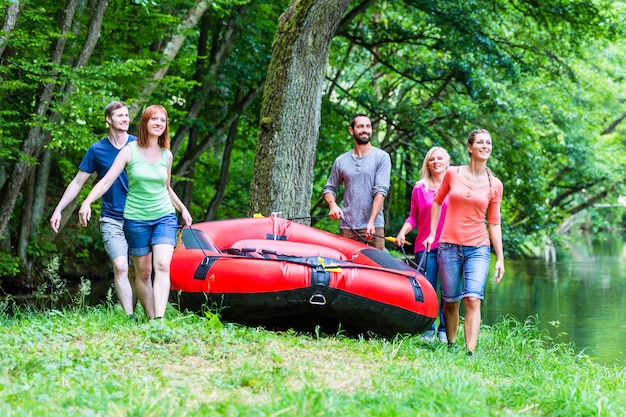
(482, 234), (626, 367)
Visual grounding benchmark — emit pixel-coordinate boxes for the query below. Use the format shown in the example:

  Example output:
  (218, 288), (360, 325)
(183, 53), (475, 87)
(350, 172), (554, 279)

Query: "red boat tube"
(169, 217), (438, 336)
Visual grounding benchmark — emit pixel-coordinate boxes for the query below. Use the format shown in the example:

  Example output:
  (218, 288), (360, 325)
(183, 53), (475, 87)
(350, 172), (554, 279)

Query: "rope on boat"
(286, 215), (327, 221)
(339, 217), (374, 245)
(401, 245), (419, 269)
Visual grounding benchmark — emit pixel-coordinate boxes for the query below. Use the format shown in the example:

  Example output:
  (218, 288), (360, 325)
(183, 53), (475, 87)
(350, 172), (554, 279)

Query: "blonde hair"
(419, 146), (450, 191)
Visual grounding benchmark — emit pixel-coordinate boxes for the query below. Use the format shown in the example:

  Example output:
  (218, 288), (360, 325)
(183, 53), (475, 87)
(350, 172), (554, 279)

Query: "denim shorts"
(437, 243), (491, 302)
(100, 217), (128, 260)
(123, 213), (178, 257)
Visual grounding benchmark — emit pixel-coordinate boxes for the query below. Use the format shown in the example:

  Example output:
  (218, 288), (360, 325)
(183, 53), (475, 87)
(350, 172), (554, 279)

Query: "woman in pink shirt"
(423, 129), (505, 356)
(395, 146), (450, 342)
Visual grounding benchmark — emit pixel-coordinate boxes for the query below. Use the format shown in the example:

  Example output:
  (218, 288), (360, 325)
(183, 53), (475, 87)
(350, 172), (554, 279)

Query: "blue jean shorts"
(123, 213), (178, 257)
(437, 243), (491, 302)
(99, 217), (128, 260)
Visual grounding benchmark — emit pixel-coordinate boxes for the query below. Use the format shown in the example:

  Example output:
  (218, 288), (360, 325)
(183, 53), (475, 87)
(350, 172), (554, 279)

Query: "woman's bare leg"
(151, 244), (174, 318)
(132, 253), (155, 319)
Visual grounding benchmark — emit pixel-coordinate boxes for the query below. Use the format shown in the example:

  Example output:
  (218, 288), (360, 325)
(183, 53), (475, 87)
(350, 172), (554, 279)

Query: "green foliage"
(45, 60), (151, 152)
(3, 0), (626, 287)
(0, 252), (21, 277)
(324, 0), (626, 256)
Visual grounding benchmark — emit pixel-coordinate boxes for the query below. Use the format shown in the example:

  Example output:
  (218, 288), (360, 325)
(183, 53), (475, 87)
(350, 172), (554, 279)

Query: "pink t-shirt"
(405, 181), (448, 252)
(434, 167), (503, 247)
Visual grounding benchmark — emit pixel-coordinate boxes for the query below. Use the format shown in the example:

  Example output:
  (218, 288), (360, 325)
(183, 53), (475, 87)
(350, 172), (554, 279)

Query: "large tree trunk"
(248, 0), (351, 221)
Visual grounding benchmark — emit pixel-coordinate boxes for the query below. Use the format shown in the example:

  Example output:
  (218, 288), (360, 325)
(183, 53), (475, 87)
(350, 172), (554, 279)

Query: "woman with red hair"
(80, 105), (192, 320)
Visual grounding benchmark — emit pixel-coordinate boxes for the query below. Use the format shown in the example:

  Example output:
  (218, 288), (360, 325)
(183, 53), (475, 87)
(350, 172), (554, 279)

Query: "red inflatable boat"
(169, 216), (438, 336)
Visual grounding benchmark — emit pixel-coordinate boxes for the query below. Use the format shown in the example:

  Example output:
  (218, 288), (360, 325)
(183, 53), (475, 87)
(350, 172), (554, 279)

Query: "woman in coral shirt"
(423, 129), (504, 356)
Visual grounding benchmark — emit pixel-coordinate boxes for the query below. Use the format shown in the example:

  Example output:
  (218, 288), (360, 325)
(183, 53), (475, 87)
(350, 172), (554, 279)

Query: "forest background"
(1, 0), (626, 291)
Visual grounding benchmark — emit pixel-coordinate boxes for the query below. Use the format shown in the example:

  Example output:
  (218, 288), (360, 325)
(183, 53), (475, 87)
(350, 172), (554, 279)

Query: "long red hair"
(137, 104), (170, 149)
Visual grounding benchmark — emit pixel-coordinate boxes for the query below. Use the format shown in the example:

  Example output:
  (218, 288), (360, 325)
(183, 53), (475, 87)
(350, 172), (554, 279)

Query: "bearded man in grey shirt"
(322, 114), (391, 250)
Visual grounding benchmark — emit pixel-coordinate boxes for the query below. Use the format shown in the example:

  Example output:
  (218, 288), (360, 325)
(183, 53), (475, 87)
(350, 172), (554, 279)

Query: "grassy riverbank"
(1, 302), (624, 417)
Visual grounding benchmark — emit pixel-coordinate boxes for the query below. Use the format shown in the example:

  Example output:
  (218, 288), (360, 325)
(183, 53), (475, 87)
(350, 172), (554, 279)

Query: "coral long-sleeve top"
(434, 167), (503, 247)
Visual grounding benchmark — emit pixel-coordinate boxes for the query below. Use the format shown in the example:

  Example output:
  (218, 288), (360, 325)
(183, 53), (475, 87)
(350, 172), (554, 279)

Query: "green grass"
(0, 300), (624, 417)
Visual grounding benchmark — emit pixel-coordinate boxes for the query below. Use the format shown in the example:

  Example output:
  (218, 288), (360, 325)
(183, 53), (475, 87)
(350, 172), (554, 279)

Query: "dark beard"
(354, 134), (371, 145)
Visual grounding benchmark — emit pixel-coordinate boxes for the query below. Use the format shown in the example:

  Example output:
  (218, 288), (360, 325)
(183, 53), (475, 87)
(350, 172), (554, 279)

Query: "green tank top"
(124, 142), (175, 220)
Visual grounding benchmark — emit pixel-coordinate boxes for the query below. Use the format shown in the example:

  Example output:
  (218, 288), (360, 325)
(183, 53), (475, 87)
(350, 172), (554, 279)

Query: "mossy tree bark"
(248, 0), (351, 221)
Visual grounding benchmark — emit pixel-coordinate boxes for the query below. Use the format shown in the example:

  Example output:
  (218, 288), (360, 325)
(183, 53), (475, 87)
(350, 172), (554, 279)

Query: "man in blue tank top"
(50, 101), (138, 317)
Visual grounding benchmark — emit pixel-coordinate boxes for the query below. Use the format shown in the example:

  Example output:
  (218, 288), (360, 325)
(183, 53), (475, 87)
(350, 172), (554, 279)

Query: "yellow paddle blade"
(385, 236), (411, 246)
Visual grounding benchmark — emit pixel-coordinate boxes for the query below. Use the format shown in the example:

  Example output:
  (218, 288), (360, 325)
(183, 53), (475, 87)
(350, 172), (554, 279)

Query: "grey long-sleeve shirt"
(322, 147), (391, 230)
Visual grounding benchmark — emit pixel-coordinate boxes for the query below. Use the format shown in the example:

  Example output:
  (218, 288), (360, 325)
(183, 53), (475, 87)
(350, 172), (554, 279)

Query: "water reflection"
(482, 234), (626, 367)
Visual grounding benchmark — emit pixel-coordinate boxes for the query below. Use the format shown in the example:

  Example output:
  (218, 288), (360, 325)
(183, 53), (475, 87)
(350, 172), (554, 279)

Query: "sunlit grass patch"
(0, 302), (625, 416)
